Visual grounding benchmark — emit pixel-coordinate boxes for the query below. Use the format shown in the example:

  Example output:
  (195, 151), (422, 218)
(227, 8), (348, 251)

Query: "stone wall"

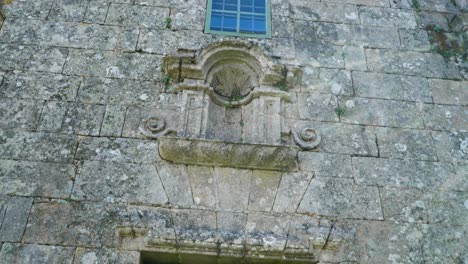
(0, 0), (467, 263)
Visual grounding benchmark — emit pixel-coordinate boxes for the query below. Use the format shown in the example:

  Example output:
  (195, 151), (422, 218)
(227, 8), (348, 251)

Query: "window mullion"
(237, 0), (241, 33)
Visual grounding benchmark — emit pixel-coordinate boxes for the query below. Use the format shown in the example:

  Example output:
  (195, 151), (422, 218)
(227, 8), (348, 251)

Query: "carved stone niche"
(142, 41), (320, 171)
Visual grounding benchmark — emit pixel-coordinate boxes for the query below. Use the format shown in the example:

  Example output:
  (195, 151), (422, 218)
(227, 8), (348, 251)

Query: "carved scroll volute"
(140, 116), (174, 139)
(293, 127), (321, 150)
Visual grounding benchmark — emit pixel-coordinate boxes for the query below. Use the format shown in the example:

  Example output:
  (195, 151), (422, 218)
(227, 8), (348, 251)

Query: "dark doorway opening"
(140, 251), (317, 264)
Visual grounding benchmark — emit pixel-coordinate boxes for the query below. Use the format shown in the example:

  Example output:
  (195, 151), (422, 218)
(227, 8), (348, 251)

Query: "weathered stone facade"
(0, 0), (467, 263)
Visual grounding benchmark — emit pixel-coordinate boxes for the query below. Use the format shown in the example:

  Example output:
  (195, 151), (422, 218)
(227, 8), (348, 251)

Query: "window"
(205, 0), (271, 38)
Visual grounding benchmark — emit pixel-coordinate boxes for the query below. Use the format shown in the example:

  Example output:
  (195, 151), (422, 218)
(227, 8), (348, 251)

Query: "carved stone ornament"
(139, 116), (174, 139)
(141, 41), (321, 170)
(292, 127), (321, 150)
(159, 136), (298, 171)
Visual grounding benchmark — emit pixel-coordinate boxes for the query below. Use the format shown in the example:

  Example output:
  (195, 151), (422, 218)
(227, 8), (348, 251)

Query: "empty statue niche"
(140, 251), (318, 264)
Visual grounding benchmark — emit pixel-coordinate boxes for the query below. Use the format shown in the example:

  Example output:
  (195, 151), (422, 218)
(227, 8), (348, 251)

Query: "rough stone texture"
(72, 161), (168, 204)
(0, 160), (74, 198)
(0, 243), (75, 264)
(0, 72), (81, 101)
(298, 152), (352, 178)
(353, 71), (432, 102)
(353, 157), (465, 191)
(75, 137), (158, 164)
(298, 177), (383, 220)
(0, 98), (43, 130)
(38, 101), (106, 136)
(339, 97), (424, 129)
(24, 201), (127, 247)
(0, 130), (77, 163)
(73, 248), (139, 264)
(0, 0), (466, 262)
(0, 197), (33, 242)
(366, 49), (461, 79)
(431, 79), (468, 106)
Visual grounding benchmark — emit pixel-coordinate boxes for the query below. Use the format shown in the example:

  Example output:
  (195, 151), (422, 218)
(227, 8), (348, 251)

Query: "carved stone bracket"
(139, 116), (175, 139)
(159, 136), (298, 171)
(292, 127), (321, 150)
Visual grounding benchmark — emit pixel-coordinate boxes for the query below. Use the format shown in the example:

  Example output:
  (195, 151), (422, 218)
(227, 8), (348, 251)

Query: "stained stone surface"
(0, 0), (466, 262)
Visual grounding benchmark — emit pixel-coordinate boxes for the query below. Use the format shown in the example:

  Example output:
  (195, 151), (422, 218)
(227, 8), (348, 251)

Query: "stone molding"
(158, 136), (299, 171)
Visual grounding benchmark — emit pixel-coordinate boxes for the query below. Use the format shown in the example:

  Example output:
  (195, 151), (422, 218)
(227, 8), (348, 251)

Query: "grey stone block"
(359, 6), (417, 29)
(187, 165), (217, 208)
(38, 102), (106, 136)
(0, 44), (38, 71)
(0, 160), (74, 198)
(0, 130), (77, 163)
(100, 105), (126, 137)
(380, 187), (427, 223)
(106, 4), (169, 28)
(0, 243), (75, 264)
(137, 29), (211, 55)
(84, 1), (109, 23)
(214, 167), (251, 211)
(297, 93), (339, 122)
(432, 131), (468, 162)
(248, 170), (282, 212)
(422, 104), (468, 131)
(76, 137), (159, 164)
(172, 209), (217, 249)
(0, 98), (43, 130)
(171, 4), (206, 31)
(117, 27), (139, 51)
(431, 79), (468, 106)
(0, 197), (33, 242)
(353, 157), (463, 191)
(0, 19), (119, 50)
(425, 190), (468, 226)
(353, 71), (432, 102)
(73, 161), (168, 205)
(399, 29), (431, 52)
(343, 46), (367, 71)
(217, 211), (247, 250)
(48, 0), (88, 22)
(339, 97), (424, 129)
(64, 49), (163, 80)
(376, 127), (437, 161)
(289, 120), (378, 156)
(289, 1), (359, 24)
(422, 224), (468, 263)
(24, 46), (68, 73)
(294, 41), (344, 68)
(23, 201), (128, 247)
(272, 172), (313, 213)
(156, 163), (193, 207)
(298, 177), (383, 220)
(315, 22), (400, 49)
(246, 212), (291, 252)
(0, 72), (80, 101)
(301, 68), (353, 96)
(298, 152), (352, 178)
(73, 248), (140, 264)
(286, 215), (326, 251)
(78, 77), (161, 106)
(126, 205), (175, 245)
(366, 49), (461, 79)
(2, 0), (54, 18)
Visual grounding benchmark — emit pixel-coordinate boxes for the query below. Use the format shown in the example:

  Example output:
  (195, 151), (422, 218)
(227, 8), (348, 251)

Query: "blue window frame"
(205, 0), (271, 38)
